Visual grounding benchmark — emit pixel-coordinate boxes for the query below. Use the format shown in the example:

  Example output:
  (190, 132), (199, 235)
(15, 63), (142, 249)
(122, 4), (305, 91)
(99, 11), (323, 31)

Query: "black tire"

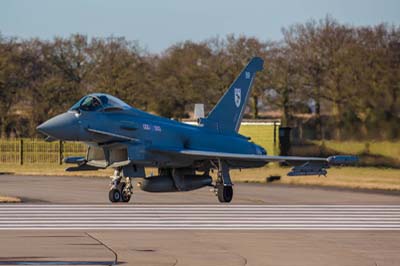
(109, 188), (121, 203)
(217, 185), (233, 203)
(118, 182), (131, 203)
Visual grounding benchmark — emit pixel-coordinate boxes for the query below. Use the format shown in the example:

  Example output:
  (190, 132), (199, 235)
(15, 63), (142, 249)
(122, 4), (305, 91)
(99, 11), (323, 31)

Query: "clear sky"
(1, 0), (399, 53)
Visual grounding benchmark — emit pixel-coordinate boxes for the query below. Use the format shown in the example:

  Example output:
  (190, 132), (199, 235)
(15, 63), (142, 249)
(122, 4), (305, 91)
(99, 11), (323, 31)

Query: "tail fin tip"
(248, 57), (264, 72)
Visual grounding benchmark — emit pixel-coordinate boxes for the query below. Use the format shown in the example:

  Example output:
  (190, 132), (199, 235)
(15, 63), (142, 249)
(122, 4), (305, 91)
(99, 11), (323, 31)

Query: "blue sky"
(1, 0), (399, 53)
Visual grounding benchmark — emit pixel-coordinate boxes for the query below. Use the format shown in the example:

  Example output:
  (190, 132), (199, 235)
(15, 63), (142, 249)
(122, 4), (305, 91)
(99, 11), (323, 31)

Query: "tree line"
(0, 17), (399, 140)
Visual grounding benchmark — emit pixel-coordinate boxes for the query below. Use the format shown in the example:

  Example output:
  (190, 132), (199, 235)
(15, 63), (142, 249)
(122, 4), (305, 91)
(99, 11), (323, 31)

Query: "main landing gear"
(109, 169), (133, 203)
(214, 160), (233, 203)
(216, 185), (233, 203)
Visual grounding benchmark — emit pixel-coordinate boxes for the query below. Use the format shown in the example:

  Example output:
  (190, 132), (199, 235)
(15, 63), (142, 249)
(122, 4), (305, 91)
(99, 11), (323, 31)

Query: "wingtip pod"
(248, 57), (264, 72)
(327, 155), (359, 166)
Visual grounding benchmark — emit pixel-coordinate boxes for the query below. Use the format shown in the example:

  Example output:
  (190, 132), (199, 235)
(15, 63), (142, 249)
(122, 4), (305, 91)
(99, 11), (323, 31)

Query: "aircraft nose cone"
(37, 112), (80, 140)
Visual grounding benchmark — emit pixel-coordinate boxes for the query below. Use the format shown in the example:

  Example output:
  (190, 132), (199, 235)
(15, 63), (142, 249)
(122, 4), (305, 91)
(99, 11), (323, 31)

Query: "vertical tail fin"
(201, 57), (264, 134)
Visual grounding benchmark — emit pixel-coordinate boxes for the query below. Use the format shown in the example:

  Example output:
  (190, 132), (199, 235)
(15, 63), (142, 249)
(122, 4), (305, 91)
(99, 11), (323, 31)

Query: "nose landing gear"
(118, 181), (132, 202)
(109, 170), (133, 203)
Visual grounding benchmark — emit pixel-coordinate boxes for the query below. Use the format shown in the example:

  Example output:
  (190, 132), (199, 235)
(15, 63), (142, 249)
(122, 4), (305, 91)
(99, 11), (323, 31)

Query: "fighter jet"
(37, 57), (357, 203)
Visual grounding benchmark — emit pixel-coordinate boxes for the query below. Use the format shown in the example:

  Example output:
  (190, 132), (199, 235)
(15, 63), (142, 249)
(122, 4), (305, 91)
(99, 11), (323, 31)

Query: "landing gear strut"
(109, 169), (133, 203)
(215, 160), (233, 203)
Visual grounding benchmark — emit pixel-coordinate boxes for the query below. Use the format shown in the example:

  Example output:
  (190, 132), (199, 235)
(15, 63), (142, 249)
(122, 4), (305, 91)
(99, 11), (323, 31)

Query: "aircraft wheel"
(118, 182), (131, 203)
(217, 185), (233, 203)
(109, 188), (121, 203)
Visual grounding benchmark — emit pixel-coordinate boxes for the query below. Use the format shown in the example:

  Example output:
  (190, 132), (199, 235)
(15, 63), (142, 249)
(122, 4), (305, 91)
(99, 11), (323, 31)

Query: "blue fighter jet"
(37, 57), (357, 203)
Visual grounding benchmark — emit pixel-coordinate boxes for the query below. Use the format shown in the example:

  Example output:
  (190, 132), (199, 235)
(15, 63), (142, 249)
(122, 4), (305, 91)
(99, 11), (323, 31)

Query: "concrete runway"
(0, 174), (400, 265)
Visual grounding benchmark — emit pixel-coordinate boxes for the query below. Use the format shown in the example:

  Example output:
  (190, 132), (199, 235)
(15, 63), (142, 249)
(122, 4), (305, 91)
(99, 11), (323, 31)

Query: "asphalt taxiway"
(0, 174), (399, 265)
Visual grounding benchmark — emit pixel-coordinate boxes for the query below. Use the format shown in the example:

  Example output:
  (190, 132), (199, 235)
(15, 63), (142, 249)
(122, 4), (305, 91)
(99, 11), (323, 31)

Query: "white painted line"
(9, 205), (390, 207)
(1, 205), (399, 208)
(1, 205), (398, 231)
(0, 213), (397, 216)
(2, 207), (400, 211)
(1, 207), (396, 211)
(2, 212), (400, 215)
(0, 221), (398, 224)
(1, 228), (399, 230)
(0, 217), (397, 220)
(0, 224), (399, 227)
(0, 212), (400, 218)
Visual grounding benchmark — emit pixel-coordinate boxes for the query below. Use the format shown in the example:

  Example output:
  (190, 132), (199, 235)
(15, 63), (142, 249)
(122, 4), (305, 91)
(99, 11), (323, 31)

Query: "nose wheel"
(109, 188), (122, 202)
(109, 171), (133, 203)
(118, 182), (132, 202)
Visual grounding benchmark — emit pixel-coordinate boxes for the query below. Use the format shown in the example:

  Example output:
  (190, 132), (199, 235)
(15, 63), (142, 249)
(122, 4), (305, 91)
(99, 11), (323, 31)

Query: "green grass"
(314, 140), (400, 159)
(239, 125), (279, 155)
(0, 195), (22, 203)
(230, 165), (400, 191)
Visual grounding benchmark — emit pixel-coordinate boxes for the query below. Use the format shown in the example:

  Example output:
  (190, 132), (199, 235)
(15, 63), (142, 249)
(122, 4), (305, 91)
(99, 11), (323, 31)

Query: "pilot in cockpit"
(69, 94), (131, 112)
(79, 96), (102, 111)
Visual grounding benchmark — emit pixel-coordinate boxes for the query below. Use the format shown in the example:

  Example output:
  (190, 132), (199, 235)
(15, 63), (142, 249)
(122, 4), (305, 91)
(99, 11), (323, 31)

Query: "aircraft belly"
(158, 156), (195, 168)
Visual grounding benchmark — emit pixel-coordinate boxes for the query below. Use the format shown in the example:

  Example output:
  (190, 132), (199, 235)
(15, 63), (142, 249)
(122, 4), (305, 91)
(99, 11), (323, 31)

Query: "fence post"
(58, 140), (63, 165)
(273, 121), (280, 156)
(19, 139), (23, 165)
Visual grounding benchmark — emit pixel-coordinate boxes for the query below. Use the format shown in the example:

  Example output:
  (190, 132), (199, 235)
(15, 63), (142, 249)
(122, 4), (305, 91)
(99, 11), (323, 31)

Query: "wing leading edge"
(152, 148), (358, 176)
(179, 149), (327, 162)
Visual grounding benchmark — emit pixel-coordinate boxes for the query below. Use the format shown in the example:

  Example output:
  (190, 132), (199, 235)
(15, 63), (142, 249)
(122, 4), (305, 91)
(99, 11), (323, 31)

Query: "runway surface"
(1, 204), (400, 230)
(1, 175), (400, 204)
(1, 175), (400, 265)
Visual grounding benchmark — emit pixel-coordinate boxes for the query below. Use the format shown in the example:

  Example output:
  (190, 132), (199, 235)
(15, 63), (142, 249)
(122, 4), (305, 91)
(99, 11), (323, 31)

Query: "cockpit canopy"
(69, 94), (131, 112)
